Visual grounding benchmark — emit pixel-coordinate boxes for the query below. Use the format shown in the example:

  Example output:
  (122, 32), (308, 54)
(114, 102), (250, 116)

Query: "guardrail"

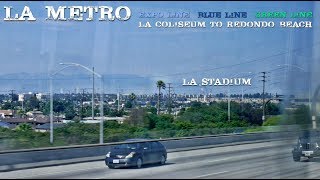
(0, 130), (300, 172)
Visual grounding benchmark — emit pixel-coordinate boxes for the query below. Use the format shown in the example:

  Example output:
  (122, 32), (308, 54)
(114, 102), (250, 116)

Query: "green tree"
(16, 123), (33, 132)
(125, 108), (146, 126)
(53, 101), (66, 113)
(263, 115), (282, 126)
(1, 102), (12, 110)
(265, 103), (281, 115)
(65, 106), (76, 120)
(156, 80), (166, 115)
(290, 105), (311, 125)
(143, 113), (158, 130)
(124, 101), (133, 109)
(173, 120), (194, 130)
(146, 106), (157, 115)
(16, 109), (26, 118)
(25, 95), (40, 111)
(155, 114), (174, 130)
(190, 101), (203, 108)
(11, 94), (18, 102)
(109, 108), (126, 117)
(39, 101), (49, 115)
(177, 107), (186, 116)
(129, 93), (137, 108)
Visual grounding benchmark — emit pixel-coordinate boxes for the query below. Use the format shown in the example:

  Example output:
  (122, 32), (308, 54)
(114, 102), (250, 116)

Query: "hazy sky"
(0, 1), (317, 95)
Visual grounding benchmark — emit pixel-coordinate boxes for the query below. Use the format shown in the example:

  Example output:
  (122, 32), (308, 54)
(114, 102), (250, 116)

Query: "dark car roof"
(125, 138), (152, 142)
(299, 130), (320, 138)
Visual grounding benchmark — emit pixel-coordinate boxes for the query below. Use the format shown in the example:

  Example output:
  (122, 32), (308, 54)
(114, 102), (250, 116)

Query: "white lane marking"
(206, 157), (232, 163)
(195, 171), (229, 178)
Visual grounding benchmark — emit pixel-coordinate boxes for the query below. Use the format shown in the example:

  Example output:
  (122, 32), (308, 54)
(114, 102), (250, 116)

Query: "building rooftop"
(0, 118), (30, 123)
(0, 121), (11, 128)
(35, 123), (65, 130)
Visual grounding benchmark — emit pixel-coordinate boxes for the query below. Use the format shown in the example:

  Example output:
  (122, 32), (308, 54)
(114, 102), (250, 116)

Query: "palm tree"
(156, 80), (166, 115)
(129, 93), (136, 108)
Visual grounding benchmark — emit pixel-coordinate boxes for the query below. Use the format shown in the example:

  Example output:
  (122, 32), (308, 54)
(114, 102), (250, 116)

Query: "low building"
(17, 93), (34, 102)
(0, 110), (13, 118)
(33, 116), (62, 125)
(35, 123), (65, 132)
(0, 118), (32, 127)
(0, 116), (62, 128)
(82, 116), (127, 124)
(0, 121), (13, 129)
(26, 110), (44, 118)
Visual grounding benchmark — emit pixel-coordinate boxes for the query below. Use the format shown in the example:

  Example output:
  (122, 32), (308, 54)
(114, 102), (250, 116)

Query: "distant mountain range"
(0, 73), (157, 94)
(0, 72), (304, 95)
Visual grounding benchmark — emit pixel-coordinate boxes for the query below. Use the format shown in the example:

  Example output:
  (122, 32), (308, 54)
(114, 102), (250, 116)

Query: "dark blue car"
(292, 130), (320, 161)
(105, 139), (167, 169)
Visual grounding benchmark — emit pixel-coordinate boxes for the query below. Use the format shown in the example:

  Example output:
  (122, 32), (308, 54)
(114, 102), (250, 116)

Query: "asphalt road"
(1, 139), (319, 179)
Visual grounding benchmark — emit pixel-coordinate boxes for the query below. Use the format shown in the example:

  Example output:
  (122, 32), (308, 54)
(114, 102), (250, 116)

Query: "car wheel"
(293, 155), (300, 162)
(136, 158), (143, 169)
(159, 155), (166, 165)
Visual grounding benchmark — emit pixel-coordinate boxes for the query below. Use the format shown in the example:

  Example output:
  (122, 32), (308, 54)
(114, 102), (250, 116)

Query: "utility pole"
(81, 88), (85, 119)
(92, 67), (95, 121)
(241, 86), (244, 114)
(167, 83), (172, 114)
(9, 90), (15, 117)
(21, 97), (24, 112)
(228, 86), (230, 121)
(117, 92), (120, 112)
(260, 72), (267, 122)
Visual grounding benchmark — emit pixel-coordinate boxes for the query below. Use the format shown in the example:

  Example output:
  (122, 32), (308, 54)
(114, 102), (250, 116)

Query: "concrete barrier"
(0, 131), (299, 171)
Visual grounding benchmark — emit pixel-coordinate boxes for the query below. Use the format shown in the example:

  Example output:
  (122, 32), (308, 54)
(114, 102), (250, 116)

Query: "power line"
(1, 41), (319, 82)
(138, 41), (320, 79)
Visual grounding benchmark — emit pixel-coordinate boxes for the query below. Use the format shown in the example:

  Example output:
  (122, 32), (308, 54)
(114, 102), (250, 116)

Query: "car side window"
(156, 142), (164, 149)
(141, 142), (151, 150)
(151, 142), (159, 150)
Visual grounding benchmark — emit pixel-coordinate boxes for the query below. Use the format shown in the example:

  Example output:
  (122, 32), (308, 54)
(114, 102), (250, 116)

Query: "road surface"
(1, 139), (318, 179)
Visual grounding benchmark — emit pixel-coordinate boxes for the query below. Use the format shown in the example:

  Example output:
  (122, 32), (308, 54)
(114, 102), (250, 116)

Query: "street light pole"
(50, 77), (53, 144)
(59, 62), (104, 144)
(99, 77), (104, 144)
(49, 64), (75, 144)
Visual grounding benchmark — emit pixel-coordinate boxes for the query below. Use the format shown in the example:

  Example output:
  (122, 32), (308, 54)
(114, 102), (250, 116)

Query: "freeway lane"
(1, 139), (319, 179)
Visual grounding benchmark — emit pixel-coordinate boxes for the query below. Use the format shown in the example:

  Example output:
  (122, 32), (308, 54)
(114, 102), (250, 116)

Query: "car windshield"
(299, 138), (320, 143)
(298, 130), (320, 143)
(114, 143), (138, 150)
